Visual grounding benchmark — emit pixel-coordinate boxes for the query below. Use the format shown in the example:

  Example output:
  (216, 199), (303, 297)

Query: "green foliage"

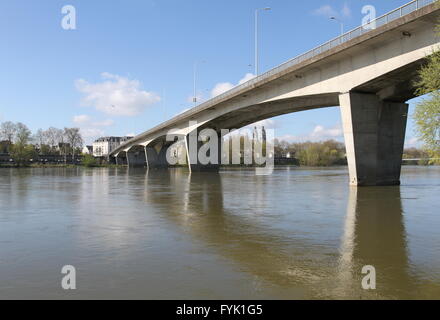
(413, 93), (440, 156)
(402, 147), (434, 165)
(81, 154), (98, 167)
(413, 20), (440, 159)
(39, 144), (51, 155)
(403, 147), (429, 159)
(15, 122), (32, 145)
(295, 140), (346, 167)
(10, 143), (37, 166)
(274, 139), (346, 167)
(415, 50), (440, 95)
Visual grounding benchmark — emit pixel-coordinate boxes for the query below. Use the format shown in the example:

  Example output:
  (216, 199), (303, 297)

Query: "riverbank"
(0, 163), (124, 168)
(1, 163), (437, 169)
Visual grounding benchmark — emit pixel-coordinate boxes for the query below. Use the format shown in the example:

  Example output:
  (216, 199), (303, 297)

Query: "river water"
(0, 166), (439, 299)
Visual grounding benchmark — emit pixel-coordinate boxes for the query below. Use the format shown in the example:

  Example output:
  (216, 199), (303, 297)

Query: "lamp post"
(330, 16), (344, 36)
(255, 7), (271, 76)
(193, 60), (206, 107)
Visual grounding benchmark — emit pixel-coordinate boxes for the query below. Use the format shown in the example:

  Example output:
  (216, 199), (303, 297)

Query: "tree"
(45, 127), (64, 154)
(295, 140), (346, 166)
(64, 127), (83, 161)
(34, 129), (45, 150)
(413, 19), (440, 161)
(10, 144), (37, 166)
(0, 121), (17, 143)
(15, 122), (32, 145)
(81, 154), (98, 167)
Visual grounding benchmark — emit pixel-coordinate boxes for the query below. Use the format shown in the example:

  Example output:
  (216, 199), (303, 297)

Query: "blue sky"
(0, 0), (424, 145)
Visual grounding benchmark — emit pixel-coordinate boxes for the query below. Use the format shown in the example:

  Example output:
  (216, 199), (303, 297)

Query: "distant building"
(92, 136), (133, 157)
(82, 145), (93, 155)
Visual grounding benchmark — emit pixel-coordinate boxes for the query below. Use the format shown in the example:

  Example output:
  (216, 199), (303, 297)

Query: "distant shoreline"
(1, 163), (437, 169)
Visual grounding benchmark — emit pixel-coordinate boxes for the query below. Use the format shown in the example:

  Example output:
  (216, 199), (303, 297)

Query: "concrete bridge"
(110, 0), (440, 186)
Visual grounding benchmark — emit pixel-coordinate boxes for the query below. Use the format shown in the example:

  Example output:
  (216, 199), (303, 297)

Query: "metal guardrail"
(192, 0), (436, 111)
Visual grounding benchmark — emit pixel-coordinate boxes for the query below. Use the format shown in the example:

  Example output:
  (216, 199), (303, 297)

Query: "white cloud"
(313, 5), (338, 18)
(72, 115), (115, 144)
(93, 119), (114, 127)
(73, 114), (91, 124)
(313, 3), (351, 18)
(341, 2), (352, 18)
(276, 134), (298, 142)
(73, 115), (114, 127)
(75, 72), (161, 117)
(80, 128), (105, 139)
(211, 82), (235, 98)
(310, 124), (343, 140)
(211, 73), (256, 98)
(277, 124), (344, 143)
(238, 73), (256, 85)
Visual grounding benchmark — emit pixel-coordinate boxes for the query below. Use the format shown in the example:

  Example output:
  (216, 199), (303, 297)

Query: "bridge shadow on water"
(120, 167), (424, 299)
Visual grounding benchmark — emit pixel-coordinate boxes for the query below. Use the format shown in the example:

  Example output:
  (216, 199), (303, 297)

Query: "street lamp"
(193, 60), (206, 107)
(330, 16), (344, 36)
(255, 7), (271, 76)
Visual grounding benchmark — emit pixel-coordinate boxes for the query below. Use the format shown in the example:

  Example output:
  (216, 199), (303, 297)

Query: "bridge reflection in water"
(123, 168), (421, 299)
(337, 186), (413, 299)
(2, 167), (439, 299)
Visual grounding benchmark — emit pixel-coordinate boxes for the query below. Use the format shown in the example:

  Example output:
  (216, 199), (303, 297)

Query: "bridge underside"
(115, 60), (421, 186)
(110, 3), (440, 186)
(117, 59), (424, 185)
(117, 89), (410, 186)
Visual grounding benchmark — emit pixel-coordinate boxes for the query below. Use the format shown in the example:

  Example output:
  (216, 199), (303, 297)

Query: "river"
(0, 166), (439, 299)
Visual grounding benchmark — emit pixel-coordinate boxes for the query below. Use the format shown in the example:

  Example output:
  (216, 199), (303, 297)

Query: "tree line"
(413, 9), (440, 164)
(274, 139), (434, 167)
(274, 139), (347, 167)
(0, 121), (83, 166)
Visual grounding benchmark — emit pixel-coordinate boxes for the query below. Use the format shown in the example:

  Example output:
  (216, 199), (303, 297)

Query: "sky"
(0, 0), (425, 146)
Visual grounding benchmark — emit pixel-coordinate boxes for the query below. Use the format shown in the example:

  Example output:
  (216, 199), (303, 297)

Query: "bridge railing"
(193, 0), (435, 111)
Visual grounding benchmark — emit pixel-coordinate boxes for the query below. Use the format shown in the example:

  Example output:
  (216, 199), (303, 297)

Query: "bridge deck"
(111, 0), (439, 157)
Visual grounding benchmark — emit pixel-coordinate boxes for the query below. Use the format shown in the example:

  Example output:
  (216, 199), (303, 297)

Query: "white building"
(93, 136), (133, 157)
(82, 146), (93, 155)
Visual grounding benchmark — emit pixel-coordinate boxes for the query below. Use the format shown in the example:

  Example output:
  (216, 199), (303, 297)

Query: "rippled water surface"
(0, 166), (439, 299)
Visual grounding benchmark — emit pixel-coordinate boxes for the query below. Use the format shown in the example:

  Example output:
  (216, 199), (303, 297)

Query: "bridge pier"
(339, 92), (408, 186)
(126, 148), (147, 167)
(145, 145), (169, 169)
(185, 134), (221, 172)
(114, 153), (127, 165)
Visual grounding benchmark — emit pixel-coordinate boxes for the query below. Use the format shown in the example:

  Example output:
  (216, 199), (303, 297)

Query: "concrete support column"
(185, 133), (221, 172)
(339, 92), (408, 186)
(126, 149), (147, 167)
(145, 146), (168, 169)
